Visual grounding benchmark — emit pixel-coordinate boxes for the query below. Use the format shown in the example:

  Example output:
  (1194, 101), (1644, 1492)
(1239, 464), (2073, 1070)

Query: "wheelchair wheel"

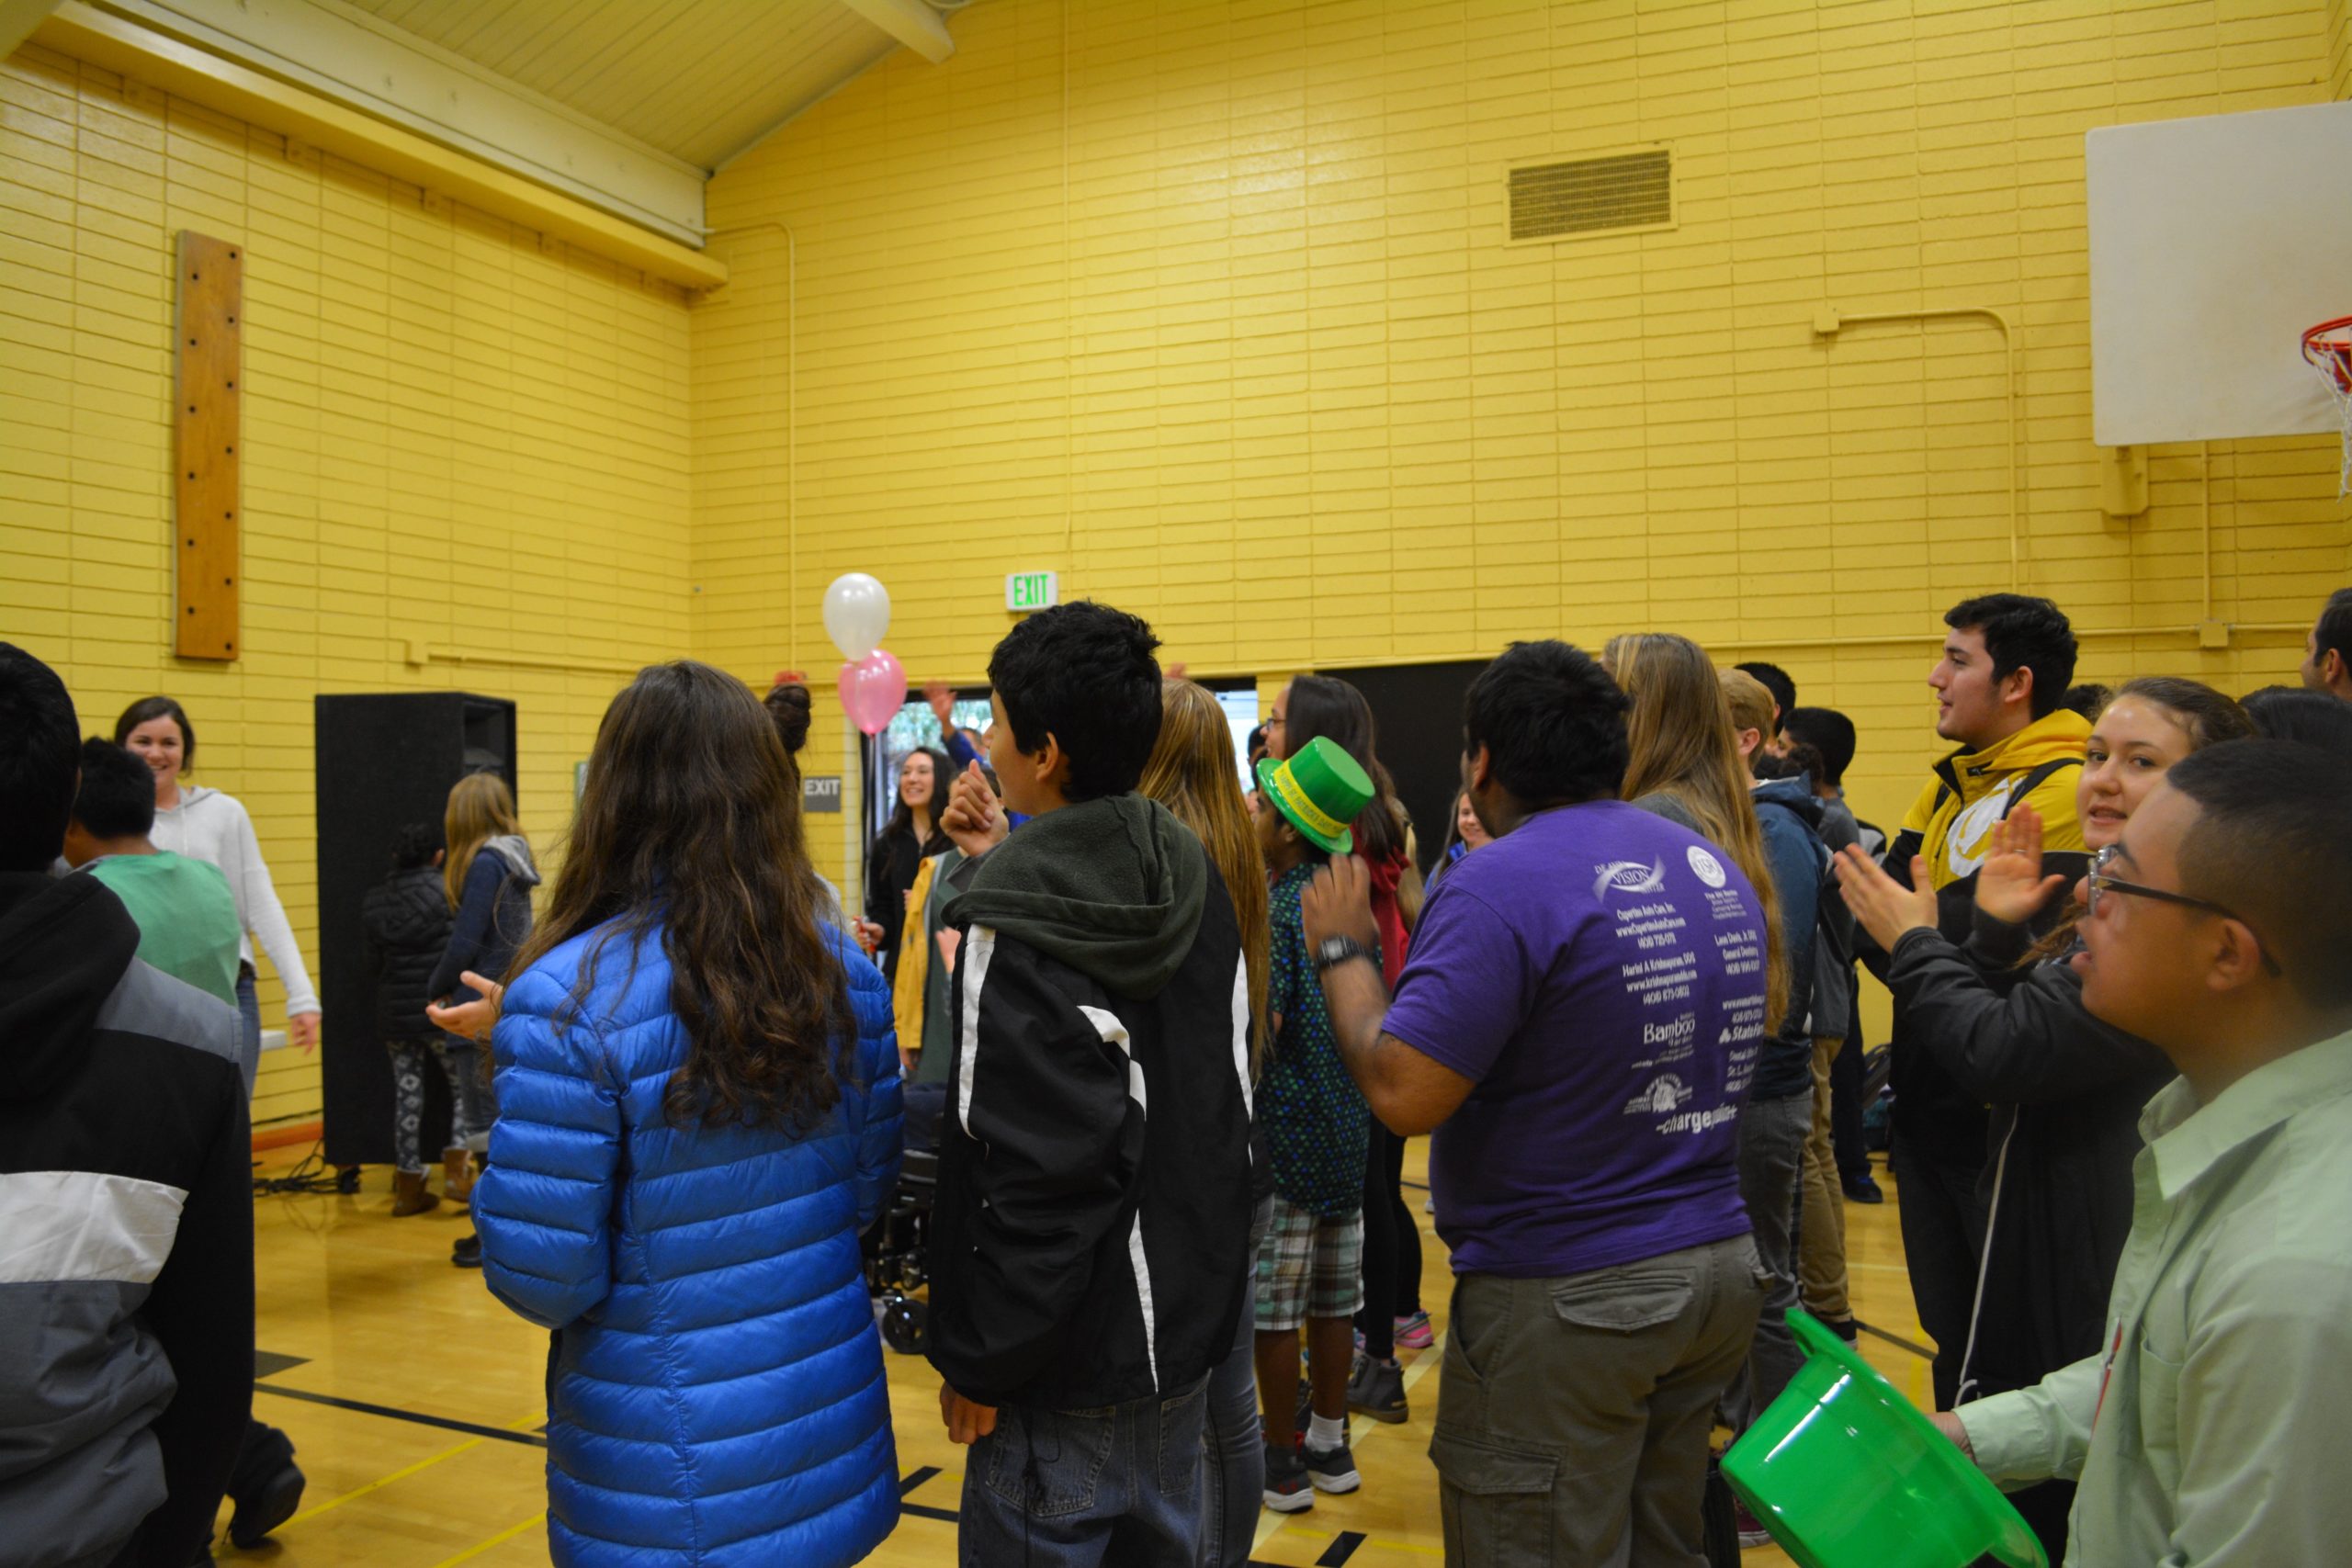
(880, 1296), (930, 1356)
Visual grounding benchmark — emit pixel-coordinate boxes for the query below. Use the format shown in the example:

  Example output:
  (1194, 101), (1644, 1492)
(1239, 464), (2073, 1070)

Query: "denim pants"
(442, 1037), (497, 1154)
(1201, 1193), (1274, 1567)
(959, 1375), (1209, 1568)
(232, 964), (261, 1095)
(1430, 1235), (1764, 1568)
(1727, 1089), (1810, 1429)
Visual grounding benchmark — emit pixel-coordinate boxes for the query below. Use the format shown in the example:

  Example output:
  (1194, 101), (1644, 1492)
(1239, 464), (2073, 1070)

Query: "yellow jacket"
(890, 853), (942, 1055)
(1896, 707), (2092, 892)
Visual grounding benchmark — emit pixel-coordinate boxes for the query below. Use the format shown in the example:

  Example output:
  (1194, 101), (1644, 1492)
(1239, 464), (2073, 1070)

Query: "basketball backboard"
(2087, 99), (2352, 447)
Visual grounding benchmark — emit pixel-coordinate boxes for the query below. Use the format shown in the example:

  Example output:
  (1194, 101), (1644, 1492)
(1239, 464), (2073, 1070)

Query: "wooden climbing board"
(175, 231), (242, 660)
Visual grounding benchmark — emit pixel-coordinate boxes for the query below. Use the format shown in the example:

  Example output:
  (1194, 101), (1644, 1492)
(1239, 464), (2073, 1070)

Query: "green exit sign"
(1005, 570), (1059, 613)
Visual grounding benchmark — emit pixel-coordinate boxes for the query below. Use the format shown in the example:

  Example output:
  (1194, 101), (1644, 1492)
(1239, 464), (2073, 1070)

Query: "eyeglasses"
(2085, 846), (2282, 977)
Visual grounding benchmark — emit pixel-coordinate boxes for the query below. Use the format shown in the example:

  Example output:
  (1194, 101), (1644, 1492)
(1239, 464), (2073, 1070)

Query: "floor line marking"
(1317, 1529), (1367, 1564)
(282, 1436), (486, 1526)
(254, 1382), (550, 1447)
(899, 1464), (943, 1495)
(1856, 1320), (1935, 1360)
(427, 1511), (546, 1568)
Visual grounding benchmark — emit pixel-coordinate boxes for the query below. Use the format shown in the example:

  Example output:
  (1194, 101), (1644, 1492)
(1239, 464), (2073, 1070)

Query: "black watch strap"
(1312, 935), (1376, 976)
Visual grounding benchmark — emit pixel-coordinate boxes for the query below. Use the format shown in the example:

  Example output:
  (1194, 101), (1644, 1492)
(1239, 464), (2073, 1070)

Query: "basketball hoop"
(2302, 315), (2352, 497)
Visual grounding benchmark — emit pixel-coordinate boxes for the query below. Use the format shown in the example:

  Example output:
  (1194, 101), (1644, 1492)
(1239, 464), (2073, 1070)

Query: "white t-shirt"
(148, 785), (320, 1016)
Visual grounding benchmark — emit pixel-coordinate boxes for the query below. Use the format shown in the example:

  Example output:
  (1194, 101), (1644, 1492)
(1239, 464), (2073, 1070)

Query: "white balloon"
(822, 572), (891, 661)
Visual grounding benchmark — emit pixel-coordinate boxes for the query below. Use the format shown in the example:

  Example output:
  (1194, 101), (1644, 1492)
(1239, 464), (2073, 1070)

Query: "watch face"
(1317, 938), (1352, 962)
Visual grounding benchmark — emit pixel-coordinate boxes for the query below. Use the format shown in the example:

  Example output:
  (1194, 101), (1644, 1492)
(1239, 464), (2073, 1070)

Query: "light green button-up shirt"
(1957, 1026), (2352, 1566)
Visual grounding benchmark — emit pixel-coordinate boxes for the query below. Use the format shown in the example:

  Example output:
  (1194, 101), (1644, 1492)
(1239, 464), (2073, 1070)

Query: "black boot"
(226, 1419), (305, 1548)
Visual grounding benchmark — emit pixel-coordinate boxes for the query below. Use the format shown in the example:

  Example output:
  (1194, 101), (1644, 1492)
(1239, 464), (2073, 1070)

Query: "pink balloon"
(838, 649), (909, 736)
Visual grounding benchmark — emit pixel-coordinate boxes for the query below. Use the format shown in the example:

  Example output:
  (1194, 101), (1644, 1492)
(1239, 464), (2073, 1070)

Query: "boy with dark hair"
(1734, 660), (1797, 736)
(1939, 739), (2352, 1560)
(1301, 640), (1770, 1566)
(1250, 737), (1376, 1510)
(925, 602), (1254, 1566)
(62, 737), (243, 1011)
(2300, 585), (2352, 700)
(0, 644), (253, 1568)
(1877, 592), (2091, 1408)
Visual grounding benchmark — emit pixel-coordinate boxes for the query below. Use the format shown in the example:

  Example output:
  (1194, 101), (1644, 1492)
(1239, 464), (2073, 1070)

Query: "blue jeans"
(1728, 1089), (1810, 1428)
(959, 1376), (1208, 1568)
(1201, 1194), (1273, 1567)
(232, 964), (261, 1095)
(443, 1037), (497, 1154)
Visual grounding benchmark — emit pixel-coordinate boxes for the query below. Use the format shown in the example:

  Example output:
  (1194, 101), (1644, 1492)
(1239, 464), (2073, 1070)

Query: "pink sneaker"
(1393, 1310), (1434, 1350)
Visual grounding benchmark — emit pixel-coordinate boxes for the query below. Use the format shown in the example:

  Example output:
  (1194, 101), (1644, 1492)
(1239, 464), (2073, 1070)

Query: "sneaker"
(227, 1462), (305, 1549)
(1262, 1441), (1313, 1513)
(1732, 1495), (1772, 1550)
(1825, 1315), (1860, 1344)
(1303, 1436), (1361, 1495)
(1841, 1170), (1884, 1204)
(451, 1234), (482, 1269)
(1346, 1351), (1408, 1425)
(1393, 1309), (1434, 1350)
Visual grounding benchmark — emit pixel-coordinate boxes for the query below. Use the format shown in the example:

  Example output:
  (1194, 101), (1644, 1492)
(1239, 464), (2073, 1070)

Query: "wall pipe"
(1814, 306), (2021, 591)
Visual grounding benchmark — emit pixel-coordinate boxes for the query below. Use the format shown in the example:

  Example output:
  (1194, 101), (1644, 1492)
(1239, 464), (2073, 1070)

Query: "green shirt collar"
(2141, 1025), (2352, 1201)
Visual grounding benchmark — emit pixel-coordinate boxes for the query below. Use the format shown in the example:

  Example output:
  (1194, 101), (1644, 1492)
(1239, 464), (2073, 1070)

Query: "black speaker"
(1338, 661), (1489, 873)
(315, 692), (518, 1167)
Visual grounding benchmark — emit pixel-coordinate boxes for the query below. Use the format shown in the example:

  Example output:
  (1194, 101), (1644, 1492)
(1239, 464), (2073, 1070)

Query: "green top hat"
(1256, 736), (1374, 855)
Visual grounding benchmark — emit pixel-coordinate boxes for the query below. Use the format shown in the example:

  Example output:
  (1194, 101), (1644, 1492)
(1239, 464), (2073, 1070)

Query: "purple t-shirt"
(1382, 799), (1766, 1279)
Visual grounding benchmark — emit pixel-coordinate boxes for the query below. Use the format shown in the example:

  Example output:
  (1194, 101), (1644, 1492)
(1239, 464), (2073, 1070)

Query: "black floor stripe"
(1856, 1319), (1935, 1360)
(902, 1502), (959, 1523)
(254, 1350), (310, 1379)
(252, 1382), (548, 1447)
(1316, 1529), (1366, 1564)
(1398, 1178), (1429, 1191)
(899, 1465), (942, 1496)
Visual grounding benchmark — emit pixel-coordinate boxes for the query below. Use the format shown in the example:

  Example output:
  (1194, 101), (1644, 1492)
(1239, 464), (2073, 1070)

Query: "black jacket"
(1884, 919), (2172, 1404)
(426, 837), (539, 1005)
(361, 866), (454, 1039)
(926, 802), (1253, 1411)
(0, 872), (251, 1568)
(866, 824), (949, 985)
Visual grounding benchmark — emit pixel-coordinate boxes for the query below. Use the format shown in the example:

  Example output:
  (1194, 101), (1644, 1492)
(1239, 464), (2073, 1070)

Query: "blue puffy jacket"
(474, 920), (903, 1568)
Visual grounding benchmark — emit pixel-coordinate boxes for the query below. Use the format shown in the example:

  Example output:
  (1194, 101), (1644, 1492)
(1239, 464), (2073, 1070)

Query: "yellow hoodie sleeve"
(891, 854), (938, 1055)
(2017, 762), (2089, 853)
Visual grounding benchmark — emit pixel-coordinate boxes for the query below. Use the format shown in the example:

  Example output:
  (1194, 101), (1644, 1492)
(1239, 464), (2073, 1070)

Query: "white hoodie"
(149, 785), (320, 1016)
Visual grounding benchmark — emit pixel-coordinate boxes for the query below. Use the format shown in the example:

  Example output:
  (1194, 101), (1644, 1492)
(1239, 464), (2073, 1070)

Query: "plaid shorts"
(1254, 1195), (1363, 1330)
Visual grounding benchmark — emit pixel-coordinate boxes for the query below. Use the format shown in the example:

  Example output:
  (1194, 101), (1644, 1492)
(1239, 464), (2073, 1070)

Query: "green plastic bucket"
(1721, 1310), (2046, 1568)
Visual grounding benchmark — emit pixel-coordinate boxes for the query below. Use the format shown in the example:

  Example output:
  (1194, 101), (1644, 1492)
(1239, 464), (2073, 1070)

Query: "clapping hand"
(1833, 847), (1940, 952)
(1974, 802), (2070, 926)
(938, 760), (1010, 860)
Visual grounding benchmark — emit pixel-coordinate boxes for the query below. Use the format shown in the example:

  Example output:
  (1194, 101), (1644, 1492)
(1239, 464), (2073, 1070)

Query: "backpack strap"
(2002, 757), (2084, 819)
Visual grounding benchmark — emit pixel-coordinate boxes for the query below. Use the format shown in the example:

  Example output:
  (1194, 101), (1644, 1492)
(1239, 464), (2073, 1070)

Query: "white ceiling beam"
(838, 0), (952, 65)
(81, 0), (707, 246)
(0, 0), (68, 58)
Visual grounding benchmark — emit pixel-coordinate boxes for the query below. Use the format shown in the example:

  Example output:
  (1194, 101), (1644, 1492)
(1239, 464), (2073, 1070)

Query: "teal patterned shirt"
(1262, 863), (1369, 1217)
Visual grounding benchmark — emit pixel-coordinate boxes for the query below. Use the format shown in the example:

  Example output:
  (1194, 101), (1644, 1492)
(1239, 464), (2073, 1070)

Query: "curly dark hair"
(507, 661), (853, 1132)
(989, 601), (1163, 800)
(1464, 640), (1631, 807)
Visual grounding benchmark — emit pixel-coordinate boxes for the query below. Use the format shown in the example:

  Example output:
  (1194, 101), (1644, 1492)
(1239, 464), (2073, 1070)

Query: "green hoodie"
(944, 794), (1208, 999)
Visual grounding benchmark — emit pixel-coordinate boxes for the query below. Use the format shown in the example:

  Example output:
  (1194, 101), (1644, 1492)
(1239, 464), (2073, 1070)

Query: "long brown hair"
(1140, 679), (1271, 1077)
(443, 772), (525, 908)
(504, 661), (852, 1131)
(1283, 674), (1424, 927)
(1603, 633), (1789, 1032)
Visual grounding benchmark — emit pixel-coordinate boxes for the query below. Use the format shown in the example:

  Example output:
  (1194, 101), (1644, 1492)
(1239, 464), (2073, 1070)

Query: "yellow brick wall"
(0, 43), (695, 1127)
(695, 0), (2351, 869)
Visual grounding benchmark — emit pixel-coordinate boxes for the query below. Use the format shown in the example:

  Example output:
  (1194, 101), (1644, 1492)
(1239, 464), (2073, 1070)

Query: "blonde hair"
(1139, 679), (1271, 1077)
(1720, 670), (1777, 753)
(444, 772), (525, 908)
(1602, 633), (1789, 1032)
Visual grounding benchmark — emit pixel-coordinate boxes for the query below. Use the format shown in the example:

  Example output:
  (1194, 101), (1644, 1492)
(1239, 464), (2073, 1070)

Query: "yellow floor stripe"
(428, 1512), (547, 1568)
(282, 1438), (485, 1526)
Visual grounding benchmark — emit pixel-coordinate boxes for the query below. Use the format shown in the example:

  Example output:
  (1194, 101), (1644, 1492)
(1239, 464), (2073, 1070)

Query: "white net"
(2306, 327), (2352, 498)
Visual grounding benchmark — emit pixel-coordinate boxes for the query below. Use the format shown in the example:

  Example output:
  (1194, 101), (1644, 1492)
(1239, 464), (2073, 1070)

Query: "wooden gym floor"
(219, 1142), (1934, 1567)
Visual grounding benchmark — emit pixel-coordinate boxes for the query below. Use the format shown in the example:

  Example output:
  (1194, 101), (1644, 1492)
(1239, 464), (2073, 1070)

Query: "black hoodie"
(0, 872), (252, 1568)
(926, 798), (1253, 1411)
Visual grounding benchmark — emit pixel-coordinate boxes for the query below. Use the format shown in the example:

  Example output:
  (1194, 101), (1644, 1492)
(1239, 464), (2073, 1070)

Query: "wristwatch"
(1312, 935), (1376, 976)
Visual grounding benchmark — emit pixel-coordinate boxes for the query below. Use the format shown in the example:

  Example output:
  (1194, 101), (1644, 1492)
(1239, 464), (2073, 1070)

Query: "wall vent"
(1508, 150), (1673, 243)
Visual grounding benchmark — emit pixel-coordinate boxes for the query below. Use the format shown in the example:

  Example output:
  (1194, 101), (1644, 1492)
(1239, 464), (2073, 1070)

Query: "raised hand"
(938, 760), (1009, 860)
(1974, 801), (2069, 926)
(1833, 847), (1941, 953)
(922, 681), (956, 728)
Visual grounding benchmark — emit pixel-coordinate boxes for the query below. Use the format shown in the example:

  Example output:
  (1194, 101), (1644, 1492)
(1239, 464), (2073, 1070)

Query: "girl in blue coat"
(471, 660), (903, 1568)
